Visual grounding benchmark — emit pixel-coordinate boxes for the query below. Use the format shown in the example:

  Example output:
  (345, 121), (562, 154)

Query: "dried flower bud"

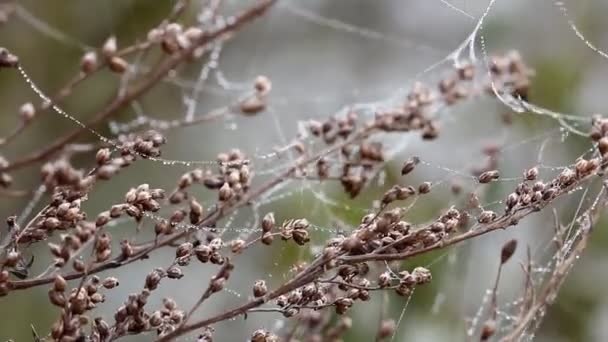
(480, 319), (496, 340)
(145, 270), (162, 290)
(176, 242), (193, 258)
(599, 137), (608, 156)
(102, 277), (119, 289)
(95, 148), (111, 165)
(102, 36), (117, 58)
(230, 239), (245, 254)
(478, 170), (499, 183)
(240, 96), (266, 115)
(378, 272), (391, 288)
(261, 232), (274, 245)
(418, 181), (431, 194)
(109, 56), (128, 74)
(210, 277), (225, 293)
(377, 319), (396, 340)
(48, 289), (66, 307)
(262, 212), (275, 233)
(19, 102), (35, 122)
(253, 280), (267, 297)
(251, 330), (268, 342)
(81, 51), (97, 73)
(412, 267), (432, 284)
(500, 239), (517, 264)
(478, 210), (496, 224)
(254, 75), (272, 96)
(53, 275), (67, 292)
(167, 266), (184, 279)
(0, 47), (18, 68)
(96, 211), (111, 227)
(401, 156), (420, 175)
(525, 167), (539, 181)
(218, 182), (233, 201)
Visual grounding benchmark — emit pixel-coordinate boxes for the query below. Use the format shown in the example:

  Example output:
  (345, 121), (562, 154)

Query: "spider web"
(3, 0), (606, 340)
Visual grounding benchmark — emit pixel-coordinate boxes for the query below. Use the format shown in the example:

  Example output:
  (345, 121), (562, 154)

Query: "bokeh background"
(0, 0), (607, 341)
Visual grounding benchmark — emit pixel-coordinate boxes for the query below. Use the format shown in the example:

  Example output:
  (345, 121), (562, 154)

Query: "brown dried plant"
(0, 1), (605, 341)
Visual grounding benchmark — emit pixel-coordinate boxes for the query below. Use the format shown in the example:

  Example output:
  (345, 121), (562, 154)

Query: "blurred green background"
(1, 0), (608, 341)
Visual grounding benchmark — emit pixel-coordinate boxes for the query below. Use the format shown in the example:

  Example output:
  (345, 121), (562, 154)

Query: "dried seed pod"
(478, 170), (499, 183)
(81, 51), (97, 73)
(262, 212), (275, 232)
(96, 148), (111, 165)
(261, 232), (274, 245)
(478, 210), (496, 224)
(0, 47), (19, 68)
(19, 102), (35, 122)
(599, 137), (608, 156)
(102, 36), (117, 58)
(500, 239), (517, 264)
(254, 75), (272, 95)
(96, 211), (111, 227)
(167, 266), (183, 279)
(253, 280), (267, 297)
(401, 156), (420, 175)
(230, 239), (245, 254)
(239, 96), (266, 115)
(218, 182), (233, 201)
(480, 319), (496, 340)
(108, 56), (128, 74)
(418, 181), (431, 194)
(524, 167), (539, 181)
(53, 275), (67, 292)
(102, 277), (120, 289)
(377, 319), (396, 340)
(505, 192), (519, 211)
(210, 277), (225, 293)
(176, 242), (193, 258)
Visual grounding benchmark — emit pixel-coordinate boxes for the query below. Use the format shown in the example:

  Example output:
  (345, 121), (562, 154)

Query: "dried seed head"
(401, 156), (420, 175)
(478, 170), (499, 184)
(500, 239), (517, 264)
